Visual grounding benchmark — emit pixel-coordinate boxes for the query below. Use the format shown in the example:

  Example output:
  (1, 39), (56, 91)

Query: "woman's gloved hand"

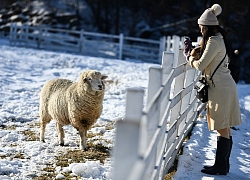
(183, 37), (192, 61)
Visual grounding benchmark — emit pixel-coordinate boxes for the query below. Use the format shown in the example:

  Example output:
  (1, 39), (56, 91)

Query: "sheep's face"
(82, 71), (108, 92)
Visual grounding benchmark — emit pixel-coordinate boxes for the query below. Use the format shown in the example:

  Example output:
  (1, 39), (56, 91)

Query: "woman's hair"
(200, 25), (230, 59)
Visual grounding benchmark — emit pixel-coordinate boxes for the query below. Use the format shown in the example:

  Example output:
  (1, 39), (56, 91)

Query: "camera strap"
(209, 52), (227, 86)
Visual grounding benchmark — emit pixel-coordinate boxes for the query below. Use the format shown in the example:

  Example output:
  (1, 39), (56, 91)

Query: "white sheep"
(39, 70), (108, 150)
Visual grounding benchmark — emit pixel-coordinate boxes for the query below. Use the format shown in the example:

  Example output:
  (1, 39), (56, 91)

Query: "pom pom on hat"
(211, 4), (222, 16)
(197, 4), (222, 25)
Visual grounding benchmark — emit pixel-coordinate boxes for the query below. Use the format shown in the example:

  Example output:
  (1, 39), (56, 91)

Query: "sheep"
(39, 70), (108, 150)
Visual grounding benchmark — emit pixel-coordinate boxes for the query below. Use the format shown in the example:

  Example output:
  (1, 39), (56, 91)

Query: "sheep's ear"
(101, 75), (108, 80)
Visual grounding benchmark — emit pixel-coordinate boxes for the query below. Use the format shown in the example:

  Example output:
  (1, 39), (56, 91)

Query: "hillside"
(0, 0), (249, 83)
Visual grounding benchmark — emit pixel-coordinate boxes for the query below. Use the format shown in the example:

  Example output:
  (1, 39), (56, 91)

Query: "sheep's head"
(80, 70), (108, 92)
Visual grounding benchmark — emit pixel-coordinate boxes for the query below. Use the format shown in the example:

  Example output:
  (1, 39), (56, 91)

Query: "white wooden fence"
(113, 49), (202, 180)
(8, 23), (191, 64)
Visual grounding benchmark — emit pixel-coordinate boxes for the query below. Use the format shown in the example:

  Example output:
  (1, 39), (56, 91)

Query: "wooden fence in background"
(113, 49), (202, 180)
(7, 24), (199, 64)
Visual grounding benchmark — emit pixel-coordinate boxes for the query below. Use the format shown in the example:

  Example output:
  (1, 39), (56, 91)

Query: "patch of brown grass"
(34, 168), (56, 180)
(36, 142), (110, 179)
(3, 125), (16, 130)
(35, 122), (113, 179)
(56, 141), (110, 168)
(164, 157), (178, 180)
(35, 171), (75, 180)
(29, 122), (40, 128)
(105, 121), (116, 131)
(164, 130), (192, 179)
(0, 152), (25, 160)
(20, 129), (39, 141)
(91, 121), (115, 131)
(13, 152), (26, 159)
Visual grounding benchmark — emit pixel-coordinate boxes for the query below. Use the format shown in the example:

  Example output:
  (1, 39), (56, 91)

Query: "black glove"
(183, 37), (192, 61)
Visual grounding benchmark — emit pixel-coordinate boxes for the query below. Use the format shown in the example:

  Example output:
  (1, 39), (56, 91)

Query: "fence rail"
(7, 24), (201, 64)
(113, 50), (202, 180)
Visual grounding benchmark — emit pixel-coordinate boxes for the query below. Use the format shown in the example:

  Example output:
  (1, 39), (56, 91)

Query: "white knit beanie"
(198, 4), (222, 25)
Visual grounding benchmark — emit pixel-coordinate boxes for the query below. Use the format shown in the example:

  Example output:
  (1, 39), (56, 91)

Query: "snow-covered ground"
(0, 39), (153, 179)
(0, 39), (249, 179)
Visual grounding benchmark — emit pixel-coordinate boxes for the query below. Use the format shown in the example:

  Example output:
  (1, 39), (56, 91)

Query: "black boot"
(203, 136), (232, 173)
(201, 136), (230, 175)
(227, 136), (233, 173)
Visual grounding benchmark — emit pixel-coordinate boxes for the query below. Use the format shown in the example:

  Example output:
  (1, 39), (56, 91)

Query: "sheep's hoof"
(40, 140), (45, 143)
(80, 145), (88, 151)
(59, 143), (64, 146)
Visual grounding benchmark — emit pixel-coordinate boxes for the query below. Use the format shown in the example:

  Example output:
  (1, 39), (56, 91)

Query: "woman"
(184, 4), (242, 175)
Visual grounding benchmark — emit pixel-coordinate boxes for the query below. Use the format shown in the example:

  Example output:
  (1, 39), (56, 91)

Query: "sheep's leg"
(79, 129), (87, 151)
(40, 123), (46, 142)
(40, 117), (51, 142)
(56, 122), (65, 146)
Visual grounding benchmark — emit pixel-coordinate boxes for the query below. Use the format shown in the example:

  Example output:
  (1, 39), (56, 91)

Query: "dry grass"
(36, 141), (110, 179)
(20, 129), (39, 141)
(29, 122), (40, 128)
(35, 124), (112, 179)
(3, 125), (16, 130)
(164, 130), (192, 179)
(35, 171), (74, 180)
(0, 120), (112, 179)
(164, 161), (178, 180)
(0, 152), (25, 160)
(34, 168), (57, 180)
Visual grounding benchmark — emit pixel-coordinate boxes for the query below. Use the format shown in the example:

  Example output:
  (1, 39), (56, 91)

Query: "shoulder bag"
(194, 53), (227, 103)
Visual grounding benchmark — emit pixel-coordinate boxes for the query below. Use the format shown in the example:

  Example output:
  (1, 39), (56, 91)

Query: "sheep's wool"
(39, 70), (106, 149)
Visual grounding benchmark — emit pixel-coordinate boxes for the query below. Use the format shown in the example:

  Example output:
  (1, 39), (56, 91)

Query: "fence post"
(42, 27), (46, 48)
(179, 36), (185, 49)
(9, 23), (14, 45)
(113, 87), (144, 180)
(125, 87), (144, 122)
(160, 51), (174, 118)
(166, 36), (171, 51)
(12, 23), (18, 46)
(37, 26), (41, 49)
(180, 51), (192, 114)
(159, 36), (166, 64)
(172, 35), (180, 67)
(147, 65), (162, 104)
(24, 24), (28, 47)
(161, 51), (174, 83)
(119, 33), (123, 60)
(20, 24), (24, 43)
(146, 66), (162, 143)
(80, 30), (84, 53)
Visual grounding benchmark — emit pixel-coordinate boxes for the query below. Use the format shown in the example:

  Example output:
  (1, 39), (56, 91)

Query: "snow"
(0, 39), (152, 179)
(173, 84), (250, 179)
(0, 38), (249, 179)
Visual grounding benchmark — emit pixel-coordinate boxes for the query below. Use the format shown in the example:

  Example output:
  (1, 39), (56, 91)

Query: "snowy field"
(0, 39), (249, 179)
(0, 39), (153, 179)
